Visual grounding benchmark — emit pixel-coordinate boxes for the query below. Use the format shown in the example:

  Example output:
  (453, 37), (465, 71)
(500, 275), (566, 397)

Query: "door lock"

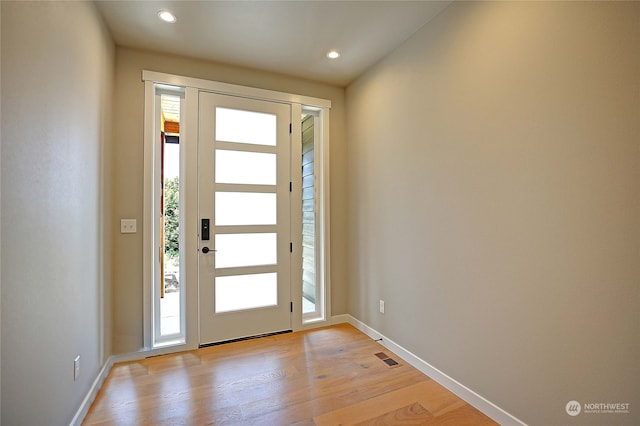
(201, 218), (210, 240)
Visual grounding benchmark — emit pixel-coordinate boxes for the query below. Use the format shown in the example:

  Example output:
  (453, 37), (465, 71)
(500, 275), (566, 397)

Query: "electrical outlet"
(74, 355), (81, 381)
(379, 300), (385, 314)
(120, 219), (137, 234)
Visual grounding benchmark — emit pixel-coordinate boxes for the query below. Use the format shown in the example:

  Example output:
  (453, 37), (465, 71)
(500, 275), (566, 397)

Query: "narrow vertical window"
(301, 110), (325, 322)
(154, 87), (185, 346)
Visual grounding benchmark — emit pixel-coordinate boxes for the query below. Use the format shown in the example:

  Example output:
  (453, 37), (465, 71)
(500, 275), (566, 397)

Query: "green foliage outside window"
(164, 177), (179, 260)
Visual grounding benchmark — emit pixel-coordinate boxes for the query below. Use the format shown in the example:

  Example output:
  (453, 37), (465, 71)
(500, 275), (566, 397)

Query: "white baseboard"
(330, 314), (350, 325)
(69, 356), (114, 426)
(110, 341), (198, 364)
(346, 315), (527, 426)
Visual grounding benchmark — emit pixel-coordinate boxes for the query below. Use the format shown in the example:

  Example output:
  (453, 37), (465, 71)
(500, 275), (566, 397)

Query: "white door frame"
(142, 71), (331, 353)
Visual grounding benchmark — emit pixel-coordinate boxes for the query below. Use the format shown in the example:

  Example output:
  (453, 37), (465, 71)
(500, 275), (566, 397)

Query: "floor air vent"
(374, 352), (400, 367)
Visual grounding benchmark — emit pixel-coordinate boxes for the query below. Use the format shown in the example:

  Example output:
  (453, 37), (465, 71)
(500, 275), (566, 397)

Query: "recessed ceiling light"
(157, 10), (176, 23)
(326, 50), (341, 59)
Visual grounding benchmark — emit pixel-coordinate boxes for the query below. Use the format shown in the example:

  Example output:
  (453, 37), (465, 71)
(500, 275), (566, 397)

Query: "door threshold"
(199, 329), (292, 348)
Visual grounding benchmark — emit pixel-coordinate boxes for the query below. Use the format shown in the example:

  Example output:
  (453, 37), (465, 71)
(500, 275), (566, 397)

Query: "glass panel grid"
(215, 149), (276, 185)
(216, 107), (276, 146)
(215, 233), (277, 268)
(215, 273), (278, 313)
(215, 192), (276, 226)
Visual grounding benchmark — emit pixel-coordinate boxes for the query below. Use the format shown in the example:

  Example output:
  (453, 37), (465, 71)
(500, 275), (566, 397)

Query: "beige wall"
(1, 1), (114, 424)
(112, 48), (347, 354)
(346, 2), (639, 425)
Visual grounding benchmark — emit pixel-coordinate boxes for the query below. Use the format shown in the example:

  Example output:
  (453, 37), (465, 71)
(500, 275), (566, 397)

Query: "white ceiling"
(95, 1), (451, 87)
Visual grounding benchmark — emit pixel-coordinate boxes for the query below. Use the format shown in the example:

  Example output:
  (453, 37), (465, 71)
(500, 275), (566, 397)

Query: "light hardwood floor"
(84, 324), (497, 425)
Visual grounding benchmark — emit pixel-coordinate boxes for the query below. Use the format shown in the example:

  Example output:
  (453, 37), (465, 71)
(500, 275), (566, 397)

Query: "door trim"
(143, 70), (331, 109)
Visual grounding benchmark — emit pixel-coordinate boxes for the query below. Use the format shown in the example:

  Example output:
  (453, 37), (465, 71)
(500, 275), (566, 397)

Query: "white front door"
(198, 92), (292, 345)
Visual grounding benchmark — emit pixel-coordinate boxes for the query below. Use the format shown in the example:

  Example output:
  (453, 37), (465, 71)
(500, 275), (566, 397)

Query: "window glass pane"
(216, 107), (276, 146)
(215, 273), (277, 313)
(301, 114), (317, 315)
(215, 192), (276, 226)
(216, 150), (276, 185)
(160, 92), (182, 339)
(215, 233), (277, 268)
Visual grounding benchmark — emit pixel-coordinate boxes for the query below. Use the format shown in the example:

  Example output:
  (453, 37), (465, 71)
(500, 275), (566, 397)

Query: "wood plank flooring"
(84, 324), (497, 425)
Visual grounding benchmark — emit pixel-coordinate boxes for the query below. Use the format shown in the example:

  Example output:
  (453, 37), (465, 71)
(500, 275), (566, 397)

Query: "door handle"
(201, 246), (216, 254)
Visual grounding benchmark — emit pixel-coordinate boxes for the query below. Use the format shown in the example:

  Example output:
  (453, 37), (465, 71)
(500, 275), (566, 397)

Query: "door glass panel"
(216, 107), (276, 146)
(215, 273), (277, 313)
(215, 192), (276, 225)
(216, 150), (276, 185)
(215, 233), (277, 268)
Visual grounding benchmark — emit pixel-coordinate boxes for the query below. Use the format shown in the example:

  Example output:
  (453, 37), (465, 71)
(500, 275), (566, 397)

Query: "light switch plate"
(120, 219), (137, 234)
